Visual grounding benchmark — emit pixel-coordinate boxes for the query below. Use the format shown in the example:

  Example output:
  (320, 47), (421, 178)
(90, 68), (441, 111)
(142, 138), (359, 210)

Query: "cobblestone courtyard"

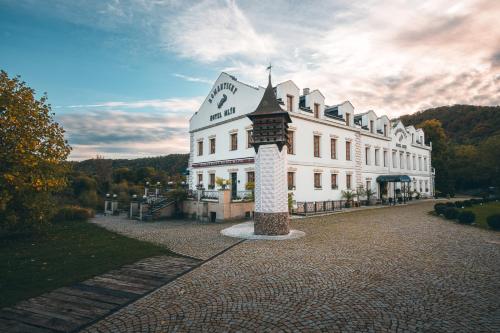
(86, 201), (500, 332)
(91, 216), (241, 260)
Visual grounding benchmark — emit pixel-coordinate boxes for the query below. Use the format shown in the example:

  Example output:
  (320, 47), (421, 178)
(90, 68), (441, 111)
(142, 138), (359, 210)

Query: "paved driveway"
(85, 201), (500, 332)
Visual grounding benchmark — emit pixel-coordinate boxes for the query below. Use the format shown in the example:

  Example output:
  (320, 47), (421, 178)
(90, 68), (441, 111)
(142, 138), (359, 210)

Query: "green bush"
(454, 201), (463, 208)
(445, 202), (455, 208)
(434, 203), (447, 215)
(53, 206), (94, 222)
(457, 211), (475, 224)
(462, 200), (472, 207)
(487, 214), (500, 230)
(443, 207), (459, 220)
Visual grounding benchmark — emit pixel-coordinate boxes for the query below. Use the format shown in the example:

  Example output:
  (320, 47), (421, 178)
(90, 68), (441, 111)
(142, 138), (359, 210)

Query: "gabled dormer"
(275, 80), (300, 113)
(377, 115), (390, 137)
(299, 88), (325, 119)
(415, 128), (425, 145)
(325, 101), (354, 126)
(354, 110), (378, 133)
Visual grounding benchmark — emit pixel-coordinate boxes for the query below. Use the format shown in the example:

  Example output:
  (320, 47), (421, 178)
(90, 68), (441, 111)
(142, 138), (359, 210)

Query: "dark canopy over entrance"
(376, 175), (412, 205)
(376, 175), (411, 183)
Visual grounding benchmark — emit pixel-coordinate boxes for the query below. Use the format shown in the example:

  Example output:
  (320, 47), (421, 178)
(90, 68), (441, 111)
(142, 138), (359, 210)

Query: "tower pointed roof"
(248, 73), (292, 123)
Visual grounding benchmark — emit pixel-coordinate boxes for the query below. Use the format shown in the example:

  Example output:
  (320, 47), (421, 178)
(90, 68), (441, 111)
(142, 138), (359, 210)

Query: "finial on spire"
(266, 63), (272, 83)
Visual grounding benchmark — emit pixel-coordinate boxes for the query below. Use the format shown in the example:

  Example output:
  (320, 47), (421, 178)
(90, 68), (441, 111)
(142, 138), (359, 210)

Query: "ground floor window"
(288, 172), (295, 190)
(366, 180), (371, 192)
(331, 174), (338, 189)
(346, 174), (352, 189)
(197, 173), (203, 185)
(209, 173), (215, 189)
(247, 171), (255, 184)
(314, 173), (322, 189)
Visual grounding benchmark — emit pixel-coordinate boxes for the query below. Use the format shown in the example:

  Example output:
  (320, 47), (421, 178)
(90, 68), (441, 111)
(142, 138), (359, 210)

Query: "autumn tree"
(0, 70), (71, 233)
(416, 119), (454, 195)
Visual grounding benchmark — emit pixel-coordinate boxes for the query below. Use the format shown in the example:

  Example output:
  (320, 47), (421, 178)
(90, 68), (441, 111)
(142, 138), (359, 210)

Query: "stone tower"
(247, 73), (292, 235)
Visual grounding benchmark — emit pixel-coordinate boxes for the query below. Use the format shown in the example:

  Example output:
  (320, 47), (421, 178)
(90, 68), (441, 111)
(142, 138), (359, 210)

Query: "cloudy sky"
(2, 0), (499, 160)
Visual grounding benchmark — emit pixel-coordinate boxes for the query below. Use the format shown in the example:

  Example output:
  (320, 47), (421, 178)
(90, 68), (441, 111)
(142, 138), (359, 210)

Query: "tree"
(478, 135), (500, 188)
(416, 119), (454, 195)
(0, 70), (71, 232)
(92, 155), (112, 193)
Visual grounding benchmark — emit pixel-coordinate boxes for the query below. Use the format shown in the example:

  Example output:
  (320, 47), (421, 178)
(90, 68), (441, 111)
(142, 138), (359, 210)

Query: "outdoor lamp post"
(106, 193), (110, 198)
(155, 181), (160, 198)
(145, 181), (150, 197)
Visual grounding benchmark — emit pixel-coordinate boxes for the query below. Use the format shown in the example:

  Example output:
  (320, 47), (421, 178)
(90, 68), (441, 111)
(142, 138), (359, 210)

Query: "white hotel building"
(188, 72), (434, 203)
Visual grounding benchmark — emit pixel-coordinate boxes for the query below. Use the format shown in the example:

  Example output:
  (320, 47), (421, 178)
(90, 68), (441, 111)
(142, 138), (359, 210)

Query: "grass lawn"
(460, 201), (500, 229)
(0, 219), (173, 308)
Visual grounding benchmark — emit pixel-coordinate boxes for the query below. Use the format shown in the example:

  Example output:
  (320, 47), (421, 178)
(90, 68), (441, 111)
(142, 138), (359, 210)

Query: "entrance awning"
(376, 175), (411, 183)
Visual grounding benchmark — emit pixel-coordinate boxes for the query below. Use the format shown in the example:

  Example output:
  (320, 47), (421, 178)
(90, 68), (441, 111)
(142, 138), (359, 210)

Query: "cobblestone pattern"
(254, 212), (289, 235)
(91, 216), (240, 260)
(85, 201), (500, 332)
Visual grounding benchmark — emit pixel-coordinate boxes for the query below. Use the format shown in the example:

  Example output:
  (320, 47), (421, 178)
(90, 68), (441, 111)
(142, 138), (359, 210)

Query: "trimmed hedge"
(443, 207), (459, 220)
(457, 211), (475, 224)
(487, 214), (500, 230)
(462, 200), (472, 207)
(53, 206), (95, 222)
(434, 203), (447, 215)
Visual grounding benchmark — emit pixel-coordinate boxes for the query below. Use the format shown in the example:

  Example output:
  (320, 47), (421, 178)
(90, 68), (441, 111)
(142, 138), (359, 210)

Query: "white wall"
(189, 73), (434, 201)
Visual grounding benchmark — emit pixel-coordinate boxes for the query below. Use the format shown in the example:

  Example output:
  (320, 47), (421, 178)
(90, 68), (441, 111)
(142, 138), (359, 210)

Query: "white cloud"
(55, 96), (202, 160)
(57, 96), (203, 113)
(160, 0), (500, 116)
(173, 73), (212, 84)
(162, 0), (276, 63)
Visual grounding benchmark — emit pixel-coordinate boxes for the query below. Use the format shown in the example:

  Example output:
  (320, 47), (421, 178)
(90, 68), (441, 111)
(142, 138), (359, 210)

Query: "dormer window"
(286, 95), (293, 112)
(370, 120), (374, 133)
(345, 113), (350, 126)
(314, 103), (320, 118)
(383, 124), (387, 137)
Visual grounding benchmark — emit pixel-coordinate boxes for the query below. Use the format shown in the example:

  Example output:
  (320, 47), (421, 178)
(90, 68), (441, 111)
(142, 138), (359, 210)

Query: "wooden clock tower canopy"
(247, 74), (292, 152)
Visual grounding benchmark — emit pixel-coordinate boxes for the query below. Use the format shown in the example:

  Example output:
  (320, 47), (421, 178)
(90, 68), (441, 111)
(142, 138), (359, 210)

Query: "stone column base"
(254, 212), (289, 236)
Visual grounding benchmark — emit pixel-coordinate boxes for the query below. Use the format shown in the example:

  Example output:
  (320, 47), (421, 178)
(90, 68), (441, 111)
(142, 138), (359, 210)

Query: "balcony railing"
(232, 190), (254, 201)
(201, 190), (219, 201)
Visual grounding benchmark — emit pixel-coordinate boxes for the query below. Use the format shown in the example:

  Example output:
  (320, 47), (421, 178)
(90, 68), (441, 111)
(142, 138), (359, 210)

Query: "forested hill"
(399, 105), (500, 144)
(74, 154), (189, 176)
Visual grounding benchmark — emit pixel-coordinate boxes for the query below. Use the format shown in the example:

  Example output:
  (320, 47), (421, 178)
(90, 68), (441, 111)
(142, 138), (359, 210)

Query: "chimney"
(303, 88), (310, 95)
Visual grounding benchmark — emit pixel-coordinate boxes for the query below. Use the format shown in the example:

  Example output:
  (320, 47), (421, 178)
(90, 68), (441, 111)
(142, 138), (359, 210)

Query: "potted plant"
(355, 186), (365, 206)
(244, 181), (255, 201)
(341, 190), (355, 208)
(288, 192), (295, 213)
(215, 177), (231, 190)
(365, 188), (376, 206)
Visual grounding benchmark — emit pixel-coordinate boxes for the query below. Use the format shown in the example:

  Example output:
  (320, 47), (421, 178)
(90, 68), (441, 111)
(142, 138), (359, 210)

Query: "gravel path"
(85, 201), (500, 332)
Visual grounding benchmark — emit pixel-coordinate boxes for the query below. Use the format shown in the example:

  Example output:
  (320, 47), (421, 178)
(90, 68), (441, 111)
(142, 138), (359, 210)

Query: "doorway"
(231, 172), (237, 199)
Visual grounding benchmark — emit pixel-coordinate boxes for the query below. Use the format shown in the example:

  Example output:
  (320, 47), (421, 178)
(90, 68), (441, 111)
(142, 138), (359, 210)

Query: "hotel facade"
(188, 73), (434, 203)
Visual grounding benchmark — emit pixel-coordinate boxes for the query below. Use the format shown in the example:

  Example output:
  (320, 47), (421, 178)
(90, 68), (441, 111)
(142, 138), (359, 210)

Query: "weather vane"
(267, 63), (272, 76)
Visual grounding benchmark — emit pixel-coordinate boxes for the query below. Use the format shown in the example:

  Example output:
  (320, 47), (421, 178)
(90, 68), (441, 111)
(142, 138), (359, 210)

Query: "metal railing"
(201, 190), (219, 201)
(293, 200), (346, 215)
(232, 190), (254, 201)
